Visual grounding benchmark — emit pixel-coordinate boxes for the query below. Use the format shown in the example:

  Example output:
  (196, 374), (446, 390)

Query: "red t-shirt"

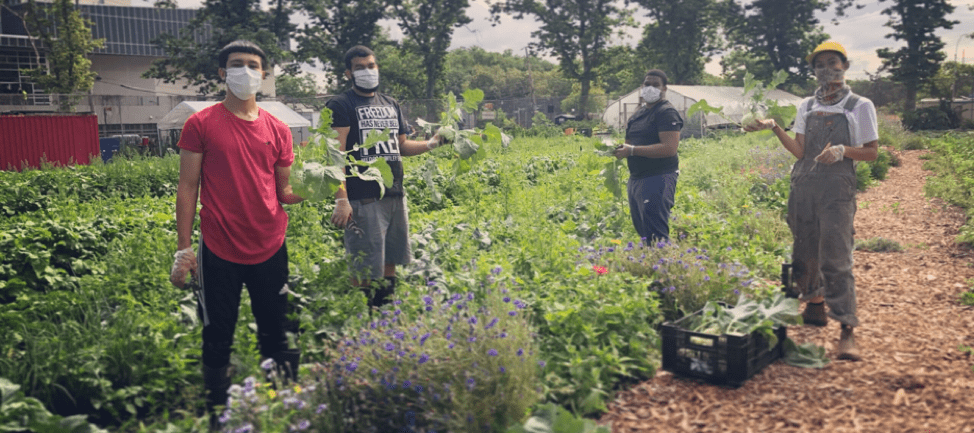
(178, 103), (294, 264)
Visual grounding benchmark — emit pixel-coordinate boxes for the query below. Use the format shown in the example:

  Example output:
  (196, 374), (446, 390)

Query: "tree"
(723, 0), (829, 87)
(632, 0), (727, 85)
(143, 0), (294, 95)
(390, 0), (472, 99)
(20, 0), (105, 111)
(594, 45), (643, 99)
(489, 0), (635, 118)
(292, 0), (387, 84)
(927, 61), (974, 101)
(276, 73), (319, 98)
(876, 0), (957, 111)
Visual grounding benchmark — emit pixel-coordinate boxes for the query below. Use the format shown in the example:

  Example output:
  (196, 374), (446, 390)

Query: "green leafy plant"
(782, 339), (831, 369)
(855, 236), (904, 253)
(415, 89), (511, 203)
(290, 107), (394, 201)
(592, 139), (624, 198)
(1, 377), (109, 433)
(684, 292), (802, 349)
(504, 402), (611, 433)
(687, 70), (797, 132)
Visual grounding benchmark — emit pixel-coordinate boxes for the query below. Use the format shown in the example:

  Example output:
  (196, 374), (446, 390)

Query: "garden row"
(0, 123), (915, 432)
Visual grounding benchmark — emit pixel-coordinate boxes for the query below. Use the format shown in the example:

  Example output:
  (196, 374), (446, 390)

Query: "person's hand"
(331, 198), (352, 228)
(425, 134), (442, 151)
(742, 118), (776, 133)
(170, 247), (197, 289)
(613, 144), (635, 159)
(814, 143), (845, 164)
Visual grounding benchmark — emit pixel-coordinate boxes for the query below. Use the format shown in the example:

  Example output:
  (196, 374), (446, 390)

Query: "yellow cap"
(806, 41), (848, 64)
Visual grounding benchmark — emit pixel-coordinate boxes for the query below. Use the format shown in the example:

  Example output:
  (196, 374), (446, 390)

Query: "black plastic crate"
(661, 304), (787, 387)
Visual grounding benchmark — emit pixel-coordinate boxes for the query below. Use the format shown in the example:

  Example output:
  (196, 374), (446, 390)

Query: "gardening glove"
(743, 118), (776, 133)
(425, 134), (443, 151)
(170, 247), (197, 289)
(614, 144), (635, 159)
(331, 198), (352, 228)
(814, 144), (845, 164)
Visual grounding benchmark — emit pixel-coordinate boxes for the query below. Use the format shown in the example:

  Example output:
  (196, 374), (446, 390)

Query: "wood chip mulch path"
(598, 149), (974, 433)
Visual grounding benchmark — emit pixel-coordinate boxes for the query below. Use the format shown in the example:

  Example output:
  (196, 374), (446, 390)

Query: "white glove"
(331, 198), (352, 228)
(426, 134), (443, 150)
(743, 118), (776, 132)
(170, 247), (197, 288)
(814, 144), (845, 164)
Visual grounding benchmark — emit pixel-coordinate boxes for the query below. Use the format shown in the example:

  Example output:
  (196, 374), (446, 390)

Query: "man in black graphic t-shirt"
(326, 45), (445, 309)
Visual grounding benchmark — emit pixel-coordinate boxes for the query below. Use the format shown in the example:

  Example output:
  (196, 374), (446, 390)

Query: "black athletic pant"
(197, 239), (290, 368)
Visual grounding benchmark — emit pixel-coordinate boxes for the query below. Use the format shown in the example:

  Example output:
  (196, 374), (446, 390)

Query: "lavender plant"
(587, 239), (757, 321)
(217, 267), (540, 433)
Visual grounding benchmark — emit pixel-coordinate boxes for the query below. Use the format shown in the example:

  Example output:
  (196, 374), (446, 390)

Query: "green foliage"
(526, 112), (564, 138)
(855, 237), (905, 253)
(219, 270), (540, 432)
(275, 73), (320, 100)
(489, 0), (635, 119)
(901, 102), (961, 131)
(782, 339), (831, 369)
(633, 0), (727, 85)
(292, 0), (386, 86)
(922, 133), (974, 244)
(20, 0), (105, 111)
(684, 292), (802, 349)
(0, 377), (108, 433)
(960, 280), (974, 306)
(390, 0), (472, 99)
(415, 89), (510, 202)
(291, 107), (394, 201)
(721, 0), (828, 87)
(876, 0), (958, 110)
(142, 0), (294, 95)
(505, 402), (611, 433)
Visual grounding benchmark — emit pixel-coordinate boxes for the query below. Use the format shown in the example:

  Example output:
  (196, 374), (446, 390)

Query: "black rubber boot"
(202, 363), (231, 430)
(269, 349), (301, 385)
(364, 277), (396, 309)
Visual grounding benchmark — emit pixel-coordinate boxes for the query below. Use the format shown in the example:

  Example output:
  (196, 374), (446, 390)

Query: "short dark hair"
(344, 45), (376, 71)
(645, 69), (668, 87)
(218, 40), (268, 70)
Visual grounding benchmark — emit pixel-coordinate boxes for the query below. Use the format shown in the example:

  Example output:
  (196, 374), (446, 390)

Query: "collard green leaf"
(454, 135), (480, 160)
(421, 159), (442, 204)
(461, 88), (485, 112)
(783, 338), (831, 369)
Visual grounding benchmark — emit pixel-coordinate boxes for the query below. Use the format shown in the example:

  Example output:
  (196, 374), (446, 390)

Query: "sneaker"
(836, 325), (862, 361)
(801, 302), (828, 327)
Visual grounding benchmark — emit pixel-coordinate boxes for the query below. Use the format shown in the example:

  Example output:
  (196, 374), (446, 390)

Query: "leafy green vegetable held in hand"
(414, 88), (511, 203)
(291, 107), (393, 201)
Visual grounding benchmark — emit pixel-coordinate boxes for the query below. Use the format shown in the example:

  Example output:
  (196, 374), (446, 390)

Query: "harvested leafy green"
(414, 88), (511, 202)
(783, 338), (831, 369)
(504, 402), (611, 433)
(290, 107), (393, 202)
(593, 139), (624, 198)
(687, 292), (802, 349)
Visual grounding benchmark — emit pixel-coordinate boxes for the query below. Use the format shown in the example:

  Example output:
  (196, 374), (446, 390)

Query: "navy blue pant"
(627, 171), (678, 243)
(197, 239), (290, 368)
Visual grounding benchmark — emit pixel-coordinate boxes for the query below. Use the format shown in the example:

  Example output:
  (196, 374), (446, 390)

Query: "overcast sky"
(138, 0), (974, 82)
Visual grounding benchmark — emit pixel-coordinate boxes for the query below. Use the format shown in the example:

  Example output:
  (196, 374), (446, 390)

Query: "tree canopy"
(876, 0), (957, 111)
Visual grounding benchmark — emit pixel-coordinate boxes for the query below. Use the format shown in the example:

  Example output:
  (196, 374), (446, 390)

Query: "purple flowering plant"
(217, 264), (540, 433)
(584, 239), (759, 322)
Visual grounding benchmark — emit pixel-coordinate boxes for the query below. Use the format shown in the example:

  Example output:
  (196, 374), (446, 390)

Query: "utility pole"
(524, 47), (535, 108)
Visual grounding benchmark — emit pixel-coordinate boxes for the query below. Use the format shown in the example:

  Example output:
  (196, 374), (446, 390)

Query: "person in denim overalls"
(744, 41), (879, 361)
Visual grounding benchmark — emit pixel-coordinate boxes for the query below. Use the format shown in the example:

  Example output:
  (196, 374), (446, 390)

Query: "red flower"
(593, 265), (608, 275)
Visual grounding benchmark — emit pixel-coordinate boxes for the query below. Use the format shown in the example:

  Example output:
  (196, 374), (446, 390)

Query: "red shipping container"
(0, 114), (100, 171)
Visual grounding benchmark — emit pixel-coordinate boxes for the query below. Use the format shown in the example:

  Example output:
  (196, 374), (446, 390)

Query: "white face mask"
(225, 67), (262, 100)
(352, 68), (380, 92)
(641, 85), (662, 104)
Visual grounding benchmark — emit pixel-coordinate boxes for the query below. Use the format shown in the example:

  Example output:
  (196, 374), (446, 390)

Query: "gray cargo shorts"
(344, 195), (411, 280)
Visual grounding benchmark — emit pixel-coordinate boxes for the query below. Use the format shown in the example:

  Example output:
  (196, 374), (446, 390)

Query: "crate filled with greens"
(661, 293), (802, 387)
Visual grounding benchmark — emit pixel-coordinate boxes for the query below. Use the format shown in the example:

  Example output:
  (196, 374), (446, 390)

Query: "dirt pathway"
(599, 149), (974, 432)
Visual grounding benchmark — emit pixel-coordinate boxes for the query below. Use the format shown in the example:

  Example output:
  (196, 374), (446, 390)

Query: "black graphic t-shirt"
(326, 90), (410, 200)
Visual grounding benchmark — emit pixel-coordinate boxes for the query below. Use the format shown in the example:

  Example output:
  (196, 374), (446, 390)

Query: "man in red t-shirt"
(168, 40), (305, 423)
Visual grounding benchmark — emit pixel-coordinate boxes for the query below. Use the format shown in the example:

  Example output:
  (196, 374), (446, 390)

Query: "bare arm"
(176, 150), (203, 251)
(399, 134), (442, 156)
(275, 165), (304, 204)
(843, 140), (879, 162)
(615, 131), (680, 159)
